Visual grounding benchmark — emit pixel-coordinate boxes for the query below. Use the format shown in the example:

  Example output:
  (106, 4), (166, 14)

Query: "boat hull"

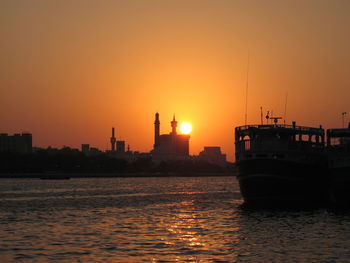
(329, 167), (350, 205)
(237, 158), (329, 206)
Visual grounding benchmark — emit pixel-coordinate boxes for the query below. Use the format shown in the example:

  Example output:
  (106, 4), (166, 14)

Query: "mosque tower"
(171, 115), (177, 135)
(154, 112), (160, 148)
(170, 115), (178, 153)
(110, 127), (116, 151)
(152, 112), (189, 157)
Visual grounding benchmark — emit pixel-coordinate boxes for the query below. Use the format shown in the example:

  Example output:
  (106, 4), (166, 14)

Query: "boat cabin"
(235, 121), (325, 161)
(327, 123), (350, 151)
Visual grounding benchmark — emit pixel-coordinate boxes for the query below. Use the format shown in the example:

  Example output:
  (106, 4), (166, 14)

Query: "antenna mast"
(284, 92), (288, 125)
(244, 52), (250, 126)
(266, 110), (270, 124)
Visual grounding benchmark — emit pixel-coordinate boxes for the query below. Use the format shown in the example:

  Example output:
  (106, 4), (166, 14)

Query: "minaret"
(154, 112), (160, 148)
(110, 127), (116, 151)
(171, 115), (178, 155)
(171, 115), (177, 135)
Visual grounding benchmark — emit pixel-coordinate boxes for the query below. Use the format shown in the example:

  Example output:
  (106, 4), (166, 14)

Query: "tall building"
(152, 113), (190, 160)
(110, 127), (116, 151)
(198, 146), (227, 166)
(109, 127), (126, 153)
(0, 133), (32, 154)
(154, 112), (160, 149)
(116, 141), (125, 153)
(81, 144), (90, 154)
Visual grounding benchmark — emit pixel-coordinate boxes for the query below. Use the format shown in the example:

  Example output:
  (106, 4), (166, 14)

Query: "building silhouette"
(105, 127), (135, 160)
(0, 133), (32, 154)
(152, 113), (190, 160)
(116, 140), (125, 153)
(81, 144), (90, 154)
(110, 127), (116, 151)
(198, 146), (227, 166)
(109, 127), (126, 153)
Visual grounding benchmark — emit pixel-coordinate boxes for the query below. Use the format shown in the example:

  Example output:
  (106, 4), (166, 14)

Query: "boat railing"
(235, 124), (323, 133)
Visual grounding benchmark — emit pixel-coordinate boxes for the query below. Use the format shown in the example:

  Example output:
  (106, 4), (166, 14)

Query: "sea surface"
(1, 176), (350, 262)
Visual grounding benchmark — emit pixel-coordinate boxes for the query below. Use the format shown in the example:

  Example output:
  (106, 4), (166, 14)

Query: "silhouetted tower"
(171, 115), (177, 135)
(154, 112), (160, 148)
(110, 127), (116, 151)
(171, 115), (178, 153)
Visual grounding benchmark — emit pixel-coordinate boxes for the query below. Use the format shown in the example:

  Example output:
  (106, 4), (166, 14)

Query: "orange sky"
(1, 0), (350, 161)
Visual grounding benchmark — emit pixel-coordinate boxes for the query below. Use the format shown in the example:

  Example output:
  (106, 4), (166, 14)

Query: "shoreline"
(0, 172), (236, 179)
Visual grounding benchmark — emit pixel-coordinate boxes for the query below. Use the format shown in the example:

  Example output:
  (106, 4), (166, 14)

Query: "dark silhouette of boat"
(235, 119), (329, 206)
(327, 123), (350, 205)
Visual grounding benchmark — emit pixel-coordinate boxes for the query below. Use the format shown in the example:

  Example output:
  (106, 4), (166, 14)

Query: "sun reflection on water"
(161, 198), (240, 262)
(0, 177), (242, 263)
(168, 200), (206, 248)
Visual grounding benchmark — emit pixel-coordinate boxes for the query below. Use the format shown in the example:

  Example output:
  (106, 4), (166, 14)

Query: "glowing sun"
(180, 122), (192, 134)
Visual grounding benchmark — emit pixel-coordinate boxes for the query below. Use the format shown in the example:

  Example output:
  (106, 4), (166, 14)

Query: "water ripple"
(1, 177), (350, 262)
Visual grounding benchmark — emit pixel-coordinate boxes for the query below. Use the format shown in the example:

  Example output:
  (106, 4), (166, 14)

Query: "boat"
(327, 123), (350, 205)
(235, 118), (329, 206)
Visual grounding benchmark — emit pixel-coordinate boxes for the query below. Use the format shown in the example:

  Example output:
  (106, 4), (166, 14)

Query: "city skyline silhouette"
(1, 1), (349, 161)
(1, 2), (350, 263)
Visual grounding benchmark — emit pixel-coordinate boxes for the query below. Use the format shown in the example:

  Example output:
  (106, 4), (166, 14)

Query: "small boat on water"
(235, 118), (329, 206)
(327, 123), (350, 205)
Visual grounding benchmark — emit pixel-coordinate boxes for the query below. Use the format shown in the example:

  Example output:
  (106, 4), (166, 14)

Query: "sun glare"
(180, 122), (192, 134)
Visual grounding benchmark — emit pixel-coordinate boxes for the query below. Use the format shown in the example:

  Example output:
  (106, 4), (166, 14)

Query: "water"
(1, 176), (350, 262)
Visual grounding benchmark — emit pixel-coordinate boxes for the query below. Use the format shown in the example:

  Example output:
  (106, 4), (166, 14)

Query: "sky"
(1, 0), (349, 161)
